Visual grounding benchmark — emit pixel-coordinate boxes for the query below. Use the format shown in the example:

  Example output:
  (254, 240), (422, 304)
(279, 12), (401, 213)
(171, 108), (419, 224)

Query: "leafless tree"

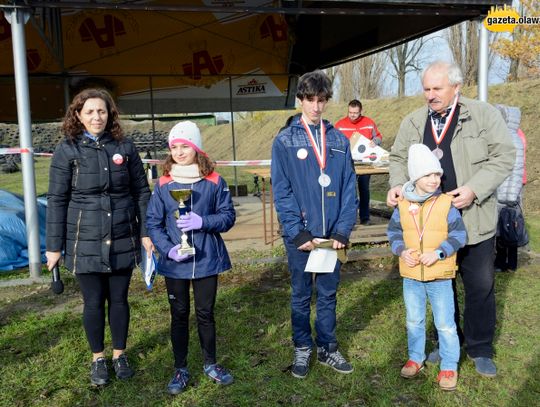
(387, 39), (427, 97)
(446, 20), (499, 86)
(332, 53), (386, 102)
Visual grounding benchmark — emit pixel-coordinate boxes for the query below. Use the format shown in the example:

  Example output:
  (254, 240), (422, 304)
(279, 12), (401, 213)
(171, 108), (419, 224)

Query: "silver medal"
(318, 173), (331, 187)
(433, 147), (443, 160)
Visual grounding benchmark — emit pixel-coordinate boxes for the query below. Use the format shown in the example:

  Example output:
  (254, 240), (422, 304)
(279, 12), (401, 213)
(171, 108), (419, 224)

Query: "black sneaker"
(291, 346), (312, 378)
(317, 344), (354, 374)
(91, 357), (110, 386)
(112, 354), (134, 380)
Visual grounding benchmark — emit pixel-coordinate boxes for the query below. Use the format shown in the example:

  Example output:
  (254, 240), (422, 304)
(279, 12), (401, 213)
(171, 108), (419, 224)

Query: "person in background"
(336, 99), (383, 225)
(46, 88), (153, 386)
(386, 61), (515, 377)
(146, 121), (236, 395)
(387, 144), (466, 391)
(271, 70), (358, 379)
(494, 105), (526, 272)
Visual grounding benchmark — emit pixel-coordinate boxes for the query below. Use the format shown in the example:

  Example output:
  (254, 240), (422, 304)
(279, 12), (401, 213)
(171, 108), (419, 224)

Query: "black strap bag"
(497, 204), (529, 247)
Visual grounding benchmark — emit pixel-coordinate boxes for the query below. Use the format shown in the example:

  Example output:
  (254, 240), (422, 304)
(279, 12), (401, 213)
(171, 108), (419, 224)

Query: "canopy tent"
(0, 0), (508, 277)
(1, 0), (509, 121)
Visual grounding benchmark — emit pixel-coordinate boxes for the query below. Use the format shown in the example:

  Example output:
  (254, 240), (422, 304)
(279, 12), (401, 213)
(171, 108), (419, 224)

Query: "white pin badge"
(297, 148), (308, 160)
(112, 153), (124, 165)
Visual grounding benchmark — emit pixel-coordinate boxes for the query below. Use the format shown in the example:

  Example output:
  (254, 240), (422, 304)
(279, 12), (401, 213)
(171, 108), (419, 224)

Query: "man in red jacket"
(335, 100), (382, 225)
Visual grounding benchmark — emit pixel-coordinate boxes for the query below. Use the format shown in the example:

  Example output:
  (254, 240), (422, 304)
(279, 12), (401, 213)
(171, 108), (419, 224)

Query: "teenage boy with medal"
(387, 144), (467, 391)
(387, 61), (515, 378)
(271, 70), (358, 379)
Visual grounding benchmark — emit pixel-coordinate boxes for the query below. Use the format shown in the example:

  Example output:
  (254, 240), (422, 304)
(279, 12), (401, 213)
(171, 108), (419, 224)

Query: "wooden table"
(243, 164), (389, 246)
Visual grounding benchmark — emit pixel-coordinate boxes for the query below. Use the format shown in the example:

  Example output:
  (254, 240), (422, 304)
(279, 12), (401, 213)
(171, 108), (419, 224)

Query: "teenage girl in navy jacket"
(146, 121), (235, 394)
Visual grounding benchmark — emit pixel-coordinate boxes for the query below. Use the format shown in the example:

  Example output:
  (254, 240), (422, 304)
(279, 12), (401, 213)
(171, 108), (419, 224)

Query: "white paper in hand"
(140, 249), (157, 290)
(304, 247), (338, 273)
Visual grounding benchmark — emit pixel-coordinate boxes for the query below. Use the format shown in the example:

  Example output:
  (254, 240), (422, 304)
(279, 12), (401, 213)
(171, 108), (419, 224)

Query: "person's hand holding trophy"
(169, 189), (197, 260)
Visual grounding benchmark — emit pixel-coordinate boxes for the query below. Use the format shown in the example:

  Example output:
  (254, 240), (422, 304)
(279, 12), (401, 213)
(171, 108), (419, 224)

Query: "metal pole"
(478, 19), (489, 102)
(6, 8), (42, 279)
(228, 76), (238, 196)
(149, 76), (157, 157)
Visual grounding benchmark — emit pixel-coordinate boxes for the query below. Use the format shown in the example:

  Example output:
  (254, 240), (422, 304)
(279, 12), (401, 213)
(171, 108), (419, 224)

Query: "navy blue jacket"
(146, 172), (235, 279)
(271, 116), (358, 247)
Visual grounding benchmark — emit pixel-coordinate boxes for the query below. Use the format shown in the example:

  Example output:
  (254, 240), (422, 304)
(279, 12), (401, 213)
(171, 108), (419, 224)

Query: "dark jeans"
(357, 174), (371, 222)
(165, 275), (218, 368)
(453, 237), (496, 358)
(283, 237), (341, 349)
(76, 269), (133, 353)
(495, 237), (518, 270)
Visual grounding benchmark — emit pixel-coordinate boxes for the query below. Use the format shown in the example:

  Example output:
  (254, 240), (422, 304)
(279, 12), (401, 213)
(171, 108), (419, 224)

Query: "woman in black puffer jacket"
(45, 88), (152, 386)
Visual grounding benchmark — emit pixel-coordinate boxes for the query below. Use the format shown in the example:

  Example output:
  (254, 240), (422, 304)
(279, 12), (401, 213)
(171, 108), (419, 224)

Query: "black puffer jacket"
(46, 133), (151, 274)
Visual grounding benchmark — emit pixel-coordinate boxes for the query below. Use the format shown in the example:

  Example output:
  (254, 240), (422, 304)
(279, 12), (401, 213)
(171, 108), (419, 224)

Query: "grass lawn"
(1, 255), (539, 407)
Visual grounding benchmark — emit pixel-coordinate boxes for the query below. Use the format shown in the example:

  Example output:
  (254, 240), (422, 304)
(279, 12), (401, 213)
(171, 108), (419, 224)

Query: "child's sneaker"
(437, 370), (458, 391)
(90, 357), (110, 386)
(291, 346), (312, 378)
(203, 363), (234, 385)
(400, 360), (424, 378)
(317, 344), (354, 374)
(168, 368), (189, 395)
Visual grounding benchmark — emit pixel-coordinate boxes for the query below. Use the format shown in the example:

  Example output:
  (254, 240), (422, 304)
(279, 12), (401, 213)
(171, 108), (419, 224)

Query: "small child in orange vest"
(387, 144), (467, 391)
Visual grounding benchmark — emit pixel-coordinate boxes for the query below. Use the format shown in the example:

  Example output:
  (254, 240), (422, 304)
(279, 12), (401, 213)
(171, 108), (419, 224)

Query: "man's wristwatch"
(435, 249), (445, 260)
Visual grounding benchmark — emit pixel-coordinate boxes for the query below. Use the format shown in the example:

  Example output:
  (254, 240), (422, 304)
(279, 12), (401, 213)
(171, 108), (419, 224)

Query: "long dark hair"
(62, 88), (124, 141)
(162, 153), (215, 177)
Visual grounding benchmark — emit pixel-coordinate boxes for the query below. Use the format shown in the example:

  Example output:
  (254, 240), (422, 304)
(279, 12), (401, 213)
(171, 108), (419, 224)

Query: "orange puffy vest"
(397, 194), (457, 281)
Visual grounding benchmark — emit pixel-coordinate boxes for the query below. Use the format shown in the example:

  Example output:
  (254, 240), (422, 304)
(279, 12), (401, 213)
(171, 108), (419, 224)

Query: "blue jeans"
(403, 278), (460, 371)
(357, 174), (370, 222)
(284, 238), (341, 349)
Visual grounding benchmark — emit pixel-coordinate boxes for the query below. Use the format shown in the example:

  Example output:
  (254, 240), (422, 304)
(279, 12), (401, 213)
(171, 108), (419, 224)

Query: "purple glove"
(168, 245), (192, 262)
(176, 212), (203, 232)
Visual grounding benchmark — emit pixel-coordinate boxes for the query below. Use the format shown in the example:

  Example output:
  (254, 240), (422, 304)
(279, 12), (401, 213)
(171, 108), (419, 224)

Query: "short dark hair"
(348, 99), (362, 109)
(296, 70), (333, 101)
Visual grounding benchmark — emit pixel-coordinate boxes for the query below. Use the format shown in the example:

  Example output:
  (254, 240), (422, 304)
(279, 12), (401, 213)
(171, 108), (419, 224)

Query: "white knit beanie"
(407, 144), (443, 183)
(168, 121), (206, 155)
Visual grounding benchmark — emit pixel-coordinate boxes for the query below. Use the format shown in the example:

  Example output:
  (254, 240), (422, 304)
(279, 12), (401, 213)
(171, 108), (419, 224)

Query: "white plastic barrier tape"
(0, 148), (271, 166)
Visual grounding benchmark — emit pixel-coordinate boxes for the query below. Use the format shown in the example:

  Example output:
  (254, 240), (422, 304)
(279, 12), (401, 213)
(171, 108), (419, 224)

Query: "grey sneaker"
(317, 344), (354, 374)
(90, 357), (110, 386)
(291, 346), (312, 378)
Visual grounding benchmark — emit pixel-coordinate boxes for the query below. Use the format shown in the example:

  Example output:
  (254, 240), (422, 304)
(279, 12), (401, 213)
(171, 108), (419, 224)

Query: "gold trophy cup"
(169, 189), (196, 256)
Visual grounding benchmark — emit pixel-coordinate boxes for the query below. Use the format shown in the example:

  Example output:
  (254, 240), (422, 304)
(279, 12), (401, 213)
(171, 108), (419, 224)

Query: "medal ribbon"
(300, 116), (326, 170)
(430, 96), (459, 148)
(411, 196), (439, 242)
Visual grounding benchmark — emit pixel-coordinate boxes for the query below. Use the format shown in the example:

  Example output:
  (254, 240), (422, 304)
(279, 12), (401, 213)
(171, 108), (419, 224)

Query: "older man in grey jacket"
(387, 61), (515, 377)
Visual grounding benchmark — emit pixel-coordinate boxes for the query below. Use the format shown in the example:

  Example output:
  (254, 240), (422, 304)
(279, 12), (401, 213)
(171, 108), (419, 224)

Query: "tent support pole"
(149, 76), (157, 157)
(229, 76), (238, 196)
(6, 8), (42, 279)
(478, 19), (489, 102)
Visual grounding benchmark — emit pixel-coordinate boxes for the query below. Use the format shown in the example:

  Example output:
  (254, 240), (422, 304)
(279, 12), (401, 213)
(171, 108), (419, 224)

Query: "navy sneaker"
(168, 368), (190, 395)
(90, 357), (110, 386)
(291, 346), (312, 379)
(112, 354), (134, 380)
(471, 357), (497, 377)
(317, 344), (354, 374)
(203, 363), (234, 385)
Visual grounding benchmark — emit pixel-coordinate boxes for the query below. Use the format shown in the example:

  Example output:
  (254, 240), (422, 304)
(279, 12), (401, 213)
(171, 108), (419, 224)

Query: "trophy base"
(178, 246), (196, 256)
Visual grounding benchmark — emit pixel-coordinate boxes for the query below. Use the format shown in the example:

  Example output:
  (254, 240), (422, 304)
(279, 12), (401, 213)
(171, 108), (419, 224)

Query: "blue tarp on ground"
(0, 190), (47, 271)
